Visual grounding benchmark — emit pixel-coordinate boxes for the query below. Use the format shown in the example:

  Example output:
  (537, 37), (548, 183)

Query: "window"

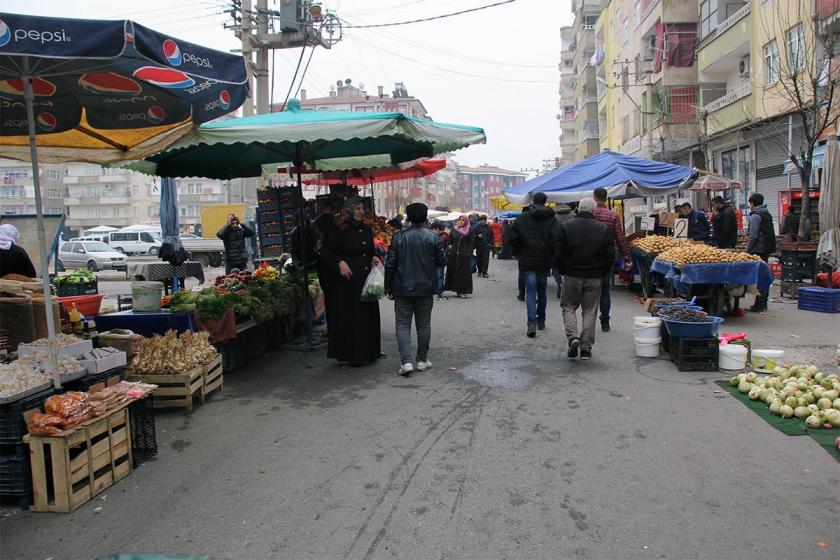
(132, 186), (139, 196)
(786, 25), (804, 73)
(700, 0), (718, 37)
(113, 208), (119, 217)
(61, 243), (72, 252)
(47, 188), (61, 198)
(764, 41), (780, 84)
(72, 243), (85, 254)
(133, 207), (139, 218)
(622, 19), (629, 44)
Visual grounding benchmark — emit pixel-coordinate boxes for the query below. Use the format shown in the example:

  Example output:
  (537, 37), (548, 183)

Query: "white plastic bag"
(360, 259), (386, 302)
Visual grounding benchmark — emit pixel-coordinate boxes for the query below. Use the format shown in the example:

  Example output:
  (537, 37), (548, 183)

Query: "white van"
(108, 228), (162, 255)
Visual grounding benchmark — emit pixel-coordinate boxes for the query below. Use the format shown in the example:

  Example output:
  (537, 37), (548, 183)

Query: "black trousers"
(476, 247), (491, 275)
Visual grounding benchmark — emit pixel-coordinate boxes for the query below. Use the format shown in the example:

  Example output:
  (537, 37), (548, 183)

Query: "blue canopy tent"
(504, 151), (697, 204)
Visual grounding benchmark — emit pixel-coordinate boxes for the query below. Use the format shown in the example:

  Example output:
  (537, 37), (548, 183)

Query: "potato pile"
(655, 245), (762, 267)
(631, 235), (687, 256)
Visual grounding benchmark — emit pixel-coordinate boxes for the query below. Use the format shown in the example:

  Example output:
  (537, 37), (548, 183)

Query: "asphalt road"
(2, 258), (838, 560)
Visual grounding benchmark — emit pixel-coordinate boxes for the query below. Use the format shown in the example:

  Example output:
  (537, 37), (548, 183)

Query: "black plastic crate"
(128, 397), (157, 468)
(0, 387), (55, 445)
(780, 249), (817, 267)
(0, 444), (32, 496)
(62, 367), (125, 393)
(780, 280), (805, 299)
(669, 337), (719, 372)
(781, 264), (815, 282)
(55, 279), (98, 297)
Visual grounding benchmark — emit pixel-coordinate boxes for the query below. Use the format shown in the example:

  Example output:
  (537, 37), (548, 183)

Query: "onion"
(746, 372), (757, 383)
(730, 376), (740, 386)
(815, 372), (825, 383)
(834, 398), (840, 410)
(803, 393), (817, 404)
(780, 405), (794, 418)
(808, 404), (820, 413)
(748, 388), (761, 400)
(820, 379), (834, 389)
(738, 380), (752, 394)
(825, 409), (840, 427)
(807, 365), (818, 375)
(793, 406), (810, 418)
(812, 386), (825, 398)
(823, 390), (838, 401)
(759, 388), (772, 402)
(806, 415), (822, 429)
(769, 401), (783, 414)
(797, 397), (808, 407)
(817, 398), (833, 410)
(785, 396), (799, 408)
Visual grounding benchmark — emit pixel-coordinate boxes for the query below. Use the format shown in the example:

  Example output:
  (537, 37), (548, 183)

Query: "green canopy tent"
(126, 99), (486, 345)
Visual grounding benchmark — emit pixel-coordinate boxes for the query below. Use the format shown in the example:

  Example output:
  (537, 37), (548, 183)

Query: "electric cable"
(294, 44), (318, 99)
(278, 33), (309, 112)
(340, 0), (517, 28)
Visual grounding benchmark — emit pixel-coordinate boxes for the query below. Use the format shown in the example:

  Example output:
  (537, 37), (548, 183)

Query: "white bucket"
(719, 344), (748, 370)
(131, 281), (164, 312)
(751, 349), (785, 373)
(633, 316), (662, 342)
(634, 337), (661, 358)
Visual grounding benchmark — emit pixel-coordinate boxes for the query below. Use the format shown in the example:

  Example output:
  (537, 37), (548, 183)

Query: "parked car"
(58, 241), (127, 272)
(70, 235), (109, 244)
(108, 229), (161, 256)
(178, 233), (225, 267)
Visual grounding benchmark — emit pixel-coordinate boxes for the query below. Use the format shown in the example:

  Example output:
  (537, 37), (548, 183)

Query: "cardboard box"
(18, 339), (93, 358)
(658, 211), (680, 228)
(79, 348), (127, 374)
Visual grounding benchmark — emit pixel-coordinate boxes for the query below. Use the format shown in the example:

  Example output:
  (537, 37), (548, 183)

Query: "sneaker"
(399, 363), (414, 376)
(537, 322), (546, 330)
(567, 337), (580, 358)
(437, 294), (447, 300)
(527, 324), (536, 338)
(580, 349), (591, 360)
(482, 273), (489, 278)
(601, 322), (610, 332)
(517, 294), (525, 301)
(416, 361), (432, 371)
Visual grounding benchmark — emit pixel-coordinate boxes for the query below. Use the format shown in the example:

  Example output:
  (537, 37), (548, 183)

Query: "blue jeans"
(523, 271), (548, 326)
(436, 266), (445, 295)
(394, 296), (434, 364)
(518, 270), (525, 298)
(552, 268), (563, 288)
(599, 271), (611, 323)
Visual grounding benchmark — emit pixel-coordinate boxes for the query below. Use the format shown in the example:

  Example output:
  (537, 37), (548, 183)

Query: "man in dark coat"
(552, 204), (574, 298)
(509, 192), (557, 338)
(473, 215), (493, 278)
(712, 196), (738, 249)
(555, 197), (615, 360)
(746, 193), (776, 312)
(384, 203), (447, 376)
(678, 202), (711, 242)
(217, 214), (254, 274)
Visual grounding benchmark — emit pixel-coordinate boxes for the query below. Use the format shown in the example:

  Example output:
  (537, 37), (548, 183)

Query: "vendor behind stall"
(678, 202), (711, 242)
(0, 224), (37, 278)
(712, 196), (738, 249)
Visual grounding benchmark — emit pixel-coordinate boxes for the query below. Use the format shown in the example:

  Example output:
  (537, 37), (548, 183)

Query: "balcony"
(817, 0), (840, 18)
(65, 196), (130, 206)
(704, 86), (753, 136)
(578, 123), (600, 144)
(697, 4), (751, 72)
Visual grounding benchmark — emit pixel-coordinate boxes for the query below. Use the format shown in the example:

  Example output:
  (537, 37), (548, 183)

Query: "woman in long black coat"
(445, 215), (476, 298)
(319, 198), (382, 366)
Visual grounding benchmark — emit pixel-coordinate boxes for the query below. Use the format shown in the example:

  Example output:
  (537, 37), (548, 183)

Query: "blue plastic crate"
(797, 287), (840, 313)
(662, 316), (725, 338)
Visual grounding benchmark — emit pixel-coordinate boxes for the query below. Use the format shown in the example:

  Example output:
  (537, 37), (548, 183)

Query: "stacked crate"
(256, 187), (301, 258)
(779, 242), (818, 299)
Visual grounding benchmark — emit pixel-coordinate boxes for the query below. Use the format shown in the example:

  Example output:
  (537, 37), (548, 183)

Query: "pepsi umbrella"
(0, 12), (248, 381)
(504, 151), (697, 205)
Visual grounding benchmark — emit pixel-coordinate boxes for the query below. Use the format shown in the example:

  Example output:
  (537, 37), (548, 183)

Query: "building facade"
(456, 165), (528, 213)
(558, 26), (578, 166)
(277, 80), (430, 119)
(0, 159), (66, 218)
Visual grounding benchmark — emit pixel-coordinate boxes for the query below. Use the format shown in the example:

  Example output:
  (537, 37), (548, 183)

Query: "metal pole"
(22, 61), (60, 388)
(256, 0), (270, 114)
(294, 144), (313, 346)
(241, 0), (255, 116)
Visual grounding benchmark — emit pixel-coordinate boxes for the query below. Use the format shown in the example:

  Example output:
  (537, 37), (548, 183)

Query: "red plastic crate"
(57, 294), (104, 316)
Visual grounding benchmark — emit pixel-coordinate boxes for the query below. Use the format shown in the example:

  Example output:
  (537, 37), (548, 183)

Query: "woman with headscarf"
(444, 215), (476, 298)
(0, 224), (37, 278)
(319, 198), (382, 366)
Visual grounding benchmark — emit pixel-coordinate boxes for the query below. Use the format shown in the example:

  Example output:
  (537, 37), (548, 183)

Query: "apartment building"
(277, 80), (431, 119)
(571, 0), (606, 161)
(0, 159), (66, 218)
(456, 165), (528, 213)
(697, 0), (839, 218)
(558, 26), (578, 165)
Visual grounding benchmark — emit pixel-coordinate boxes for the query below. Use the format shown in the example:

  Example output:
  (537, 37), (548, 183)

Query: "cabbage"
(793, 406), (810, 418)
(730, 376), (740, 386)
(812, 386), (825, 398)
(803, 393), (817, 404)
(823, 390), (838, 401)
(748, 388), (761, 400)
(826, 410), (840, 427)
(834, 398), (840, 410)
(808, 404), (820, 413)
(817, 398), (833, 410)
(780, 405), (794, 418)
(815, 372), (825, 383)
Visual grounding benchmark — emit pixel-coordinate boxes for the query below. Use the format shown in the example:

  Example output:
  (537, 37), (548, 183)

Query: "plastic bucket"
(635, 338), (661, 357)
(751, 349), (785, 373)
(634, 316), (662, 341)
(131, 281), (163, 312)
(719, 344), (748, 371)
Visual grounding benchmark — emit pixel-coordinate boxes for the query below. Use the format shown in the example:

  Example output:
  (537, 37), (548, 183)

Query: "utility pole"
(256, 0), (270, 114)
(241, 0), (255, 116)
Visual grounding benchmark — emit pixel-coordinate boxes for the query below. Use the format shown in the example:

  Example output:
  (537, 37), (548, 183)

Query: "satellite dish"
(336, 80), (343, 87)
(359, 82), (365, 90)
(345, 78), (352, 85)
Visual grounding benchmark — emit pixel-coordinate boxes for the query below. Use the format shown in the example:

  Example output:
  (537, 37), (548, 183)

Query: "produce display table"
(651, 260), (773, 316)
(126, 260), (205, 293)
(630, 248), (659, 298)
(95, 310), (196, 338)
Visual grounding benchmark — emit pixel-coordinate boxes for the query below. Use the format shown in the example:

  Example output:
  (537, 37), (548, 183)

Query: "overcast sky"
(5, 0), (573, 171)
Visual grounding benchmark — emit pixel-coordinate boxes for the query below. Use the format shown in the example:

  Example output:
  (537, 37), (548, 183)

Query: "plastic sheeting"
(650, 260), (774, 294)
(817, 134), (839, 269)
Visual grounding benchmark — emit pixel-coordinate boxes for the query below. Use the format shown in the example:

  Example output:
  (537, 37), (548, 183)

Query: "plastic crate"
(797, 287), (840, 313)
(0, 444), (32, 496)
(128, 397), (157, 468)
(0, 387), (55, 444)
(55, 279), (98, 297)
(662, 316), (724, 338)
(781, 264), (814, 282)
(780, 280), (805, 299)
(62, 367), (125, 392)
(669, 337), (719, 372)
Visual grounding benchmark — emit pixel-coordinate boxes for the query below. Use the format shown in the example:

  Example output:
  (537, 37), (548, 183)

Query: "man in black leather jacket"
(217, 214), (254, 274)
(384, 203), (447, 376)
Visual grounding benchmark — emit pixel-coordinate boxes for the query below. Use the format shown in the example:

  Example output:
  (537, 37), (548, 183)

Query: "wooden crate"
(127, 366), (203, 412)
(202, 354), (223, 400)
(24, 407), (132, 513)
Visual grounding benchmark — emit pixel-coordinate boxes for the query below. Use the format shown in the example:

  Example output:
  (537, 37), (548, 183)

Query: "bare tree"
(760, 1), (840, 240)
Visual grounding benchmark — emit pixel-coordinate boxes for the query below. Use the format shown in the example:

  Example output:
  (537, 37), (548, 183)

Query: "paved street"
(2, 258), (839, 560)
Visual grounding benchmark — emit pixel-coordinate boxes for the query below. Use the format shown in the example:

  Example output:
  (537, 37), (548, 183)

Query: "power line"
(278, 35), (309, 112)
(294, 45), (318, 99)
(340, 0), (517, 28)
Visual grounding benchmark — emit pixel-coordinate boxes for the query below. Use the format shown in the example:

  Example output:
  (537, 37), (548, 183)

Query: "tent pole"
(294, 144), (314, 346)
(23, 60), (61, 389)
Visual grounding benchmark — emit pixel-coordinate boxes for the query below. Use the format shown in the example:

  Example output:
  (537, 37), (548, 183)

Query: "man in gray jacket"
(384, 203), (447, 376)
(746, 193), (776, 312)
